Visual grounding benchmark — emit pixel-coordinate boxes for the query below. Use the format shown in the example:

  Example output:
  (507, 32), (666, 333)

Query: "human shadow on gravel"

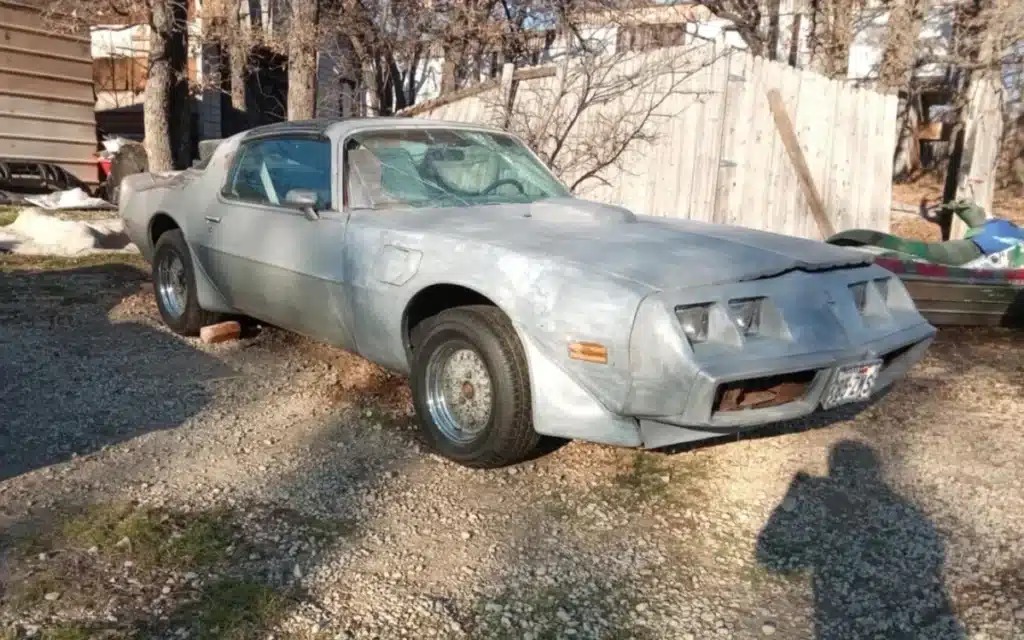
(756, 440), (966, 640)
(0, 264), (229, 482)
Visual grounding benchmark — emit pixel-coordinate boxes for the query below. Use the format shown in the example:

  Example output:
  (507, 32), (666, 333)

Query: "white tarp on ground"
(23, 188), (115, 211)
(0, 208), (138, 256)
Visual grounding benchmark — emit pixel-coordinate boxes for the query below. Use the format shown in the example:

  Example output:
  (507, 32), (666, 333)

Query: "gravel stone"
(0, 265), (1022, 639)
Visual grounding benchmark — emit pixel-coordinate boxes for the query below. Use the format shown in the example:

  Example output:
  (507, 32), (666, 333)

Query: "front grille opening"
(882, 343), (914, 370)
(714, 370), (817, 413)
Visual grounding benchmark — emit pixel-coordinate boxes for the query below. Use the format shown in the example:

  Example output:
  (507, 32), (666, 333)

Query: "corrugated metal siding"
(0, 0), (98, 185)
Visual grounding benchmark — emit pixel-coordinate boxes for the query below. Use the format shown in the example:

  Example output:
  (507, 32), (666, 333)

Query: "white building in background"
(90, 0), (994, 142)
(398, 3), (742, 108)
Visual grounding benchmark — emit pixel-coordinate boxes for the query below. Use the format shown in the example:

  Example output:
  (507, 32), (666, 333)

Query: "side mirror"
(284, 189), (320, 221)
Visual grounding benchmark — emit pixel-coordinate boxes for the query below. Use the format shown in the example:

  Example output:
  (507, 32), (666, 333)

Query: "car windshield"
(345, 128), (569, 210)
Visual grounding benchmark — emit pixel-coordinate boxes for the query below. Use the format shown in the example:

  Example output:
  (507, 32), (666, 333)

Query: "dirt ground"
(1, 255), (1023, 640)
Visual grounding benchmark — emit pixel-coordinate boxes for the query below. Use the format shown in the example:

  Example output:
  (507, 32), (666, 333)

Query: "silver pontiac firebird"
(119, 118), (936, 467)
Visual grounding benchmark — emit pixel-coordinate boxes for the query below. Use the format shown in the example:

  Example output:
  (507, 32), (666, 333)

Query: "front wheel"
(152, 229), (219, 336)
(410, 306), (539, 468)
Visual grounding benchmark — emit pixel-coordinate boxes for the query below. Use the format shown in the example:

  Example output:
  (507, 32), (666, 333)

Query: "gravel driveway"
(1, 258), (1022, 639)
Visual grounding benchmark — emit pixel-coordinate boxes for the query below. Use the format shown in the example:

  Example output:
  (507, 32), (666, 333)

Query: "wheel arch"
(402, 283), (503, 359)
(148, 211), (234, 314)
(148, 211), (180, 251)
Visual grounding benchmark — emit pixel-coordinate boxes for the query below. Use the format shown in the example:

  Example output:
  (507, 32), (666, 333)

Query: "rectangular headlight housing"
(727, 297), (764, 336)
(675, 303), (711, 344)
(874, 277), (890, 304)
(849, 282), (868, 313)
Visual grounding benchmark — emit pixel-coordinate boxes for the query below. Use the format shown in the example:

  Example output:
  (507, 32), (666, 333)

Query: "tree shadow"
(0, 263), (229, 482)
(755, 440), (965, 639)
(0, 371), (412, 639)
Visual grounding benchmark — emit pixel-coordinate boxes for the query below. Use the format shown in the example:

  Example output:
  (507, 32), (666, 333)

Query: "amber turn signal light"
(568, 341), (608, 364)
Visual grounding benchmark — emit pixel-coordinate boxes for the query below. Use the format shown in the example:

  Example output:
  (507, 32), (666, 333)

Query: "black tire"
(152, 229), (219, 336)
(410, 305), (539, 468)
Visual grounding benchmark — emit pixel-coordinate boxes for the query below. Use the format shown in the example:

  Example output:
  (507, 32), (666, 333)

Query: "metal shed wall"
(0, 0), (98, 185)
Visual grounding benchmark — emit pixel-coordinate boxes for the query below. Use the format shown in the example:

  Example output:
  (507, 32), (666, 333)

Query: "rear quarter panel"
(118, 138), (240, 260)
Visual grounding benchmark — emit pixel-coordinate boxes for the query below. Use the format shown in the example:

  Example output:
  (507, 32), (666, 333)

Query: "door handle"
(205, 216), (222, 224)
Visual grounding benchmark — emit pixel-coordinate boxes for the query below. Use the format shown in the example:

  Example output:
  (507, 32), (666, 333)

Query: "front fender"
(516, 329), (642, 446)
(413, 252), (651, 414)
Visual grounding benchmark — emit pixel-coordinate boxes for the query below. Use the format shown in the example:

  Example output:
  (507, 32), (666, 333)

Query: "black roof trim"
(241, 119), (339, 139)
(239, 116), (410, 140)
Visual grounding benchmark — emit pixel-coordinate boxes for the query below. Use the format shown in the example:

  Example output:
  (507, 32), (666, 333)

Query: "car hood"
(409, 198), (871, 291)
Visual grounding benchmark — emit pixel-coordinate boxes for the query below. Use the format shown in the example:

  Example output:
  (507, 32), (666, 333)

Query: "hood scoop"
(527, 197), (637, 224)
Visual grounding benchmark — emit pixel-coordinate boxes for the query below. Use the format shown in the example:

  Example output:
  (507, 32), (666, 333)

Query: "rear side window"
(223, 137), (332, 209)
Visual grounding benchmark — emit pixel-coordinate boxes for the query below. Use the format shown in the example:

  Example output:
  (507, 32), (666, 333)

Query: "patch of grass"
(591, 451), (717, 512)
(267, 507), (355, 542)
(6, 506), (236, 617)
(7, 568), (65, 609)
(612, 452), (674, 500)
(56, 504), (234, 570)
(0, 207), (18, 226)
(0, 252), (146, 272)
(2, 506), (296, 640)
(476, 583), (657, 640)
(25, 623), (132, 640)
(179, 578), (289, 640)
(39, 625), (93, 640)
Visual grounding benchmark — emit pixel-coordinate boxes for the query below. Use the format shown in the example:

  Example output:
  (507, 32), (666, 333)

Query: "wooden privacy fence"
(401, 43), (898, 240)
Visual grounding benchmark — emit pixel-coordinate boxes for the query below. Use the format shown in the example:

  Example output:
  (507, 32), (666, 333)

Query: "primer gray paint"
(118, 118), (936, 450)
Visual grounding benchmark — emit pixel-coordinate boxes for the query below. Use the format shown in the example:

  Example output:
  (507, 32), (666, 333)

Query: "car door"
(195, 135), (356, 349)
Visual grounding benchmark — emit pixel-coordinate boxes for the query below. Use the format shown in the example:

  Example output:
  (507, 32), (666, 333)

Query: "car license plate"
(821, 360), (882, 410)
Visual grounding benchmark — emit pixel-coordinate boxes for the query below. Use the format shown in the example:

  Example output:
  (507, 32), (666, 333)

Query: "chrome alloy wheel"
(156, 250), (187, 319)
(425, 343), (494, 443)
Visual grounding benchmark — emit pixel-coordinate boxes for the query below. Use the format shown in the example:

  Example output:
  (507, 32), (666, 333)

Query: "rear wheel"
(410, 306), (539, 468)
(152, 229), (219, 336)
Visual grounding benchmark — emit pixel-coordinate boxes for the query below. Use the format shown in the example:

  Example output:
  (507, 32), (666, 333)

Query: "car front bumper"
(521, 265), (937, 450)
(636, 323), (933, 449)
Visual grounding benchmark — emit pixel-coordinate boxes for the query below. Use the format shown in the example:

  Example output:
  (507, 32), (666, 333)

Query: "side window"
(223, 137), (333, 209)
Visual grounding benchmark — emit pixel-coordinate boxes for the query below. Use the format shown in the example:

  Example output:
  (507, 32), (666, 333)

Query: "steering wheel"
(482, 178), (525, 195)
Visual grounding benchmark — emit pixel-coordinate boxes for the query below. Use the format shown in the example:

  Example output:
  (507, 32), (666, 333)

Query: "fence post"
(497, 62), (515, 128)
(712, 49), (746, 225)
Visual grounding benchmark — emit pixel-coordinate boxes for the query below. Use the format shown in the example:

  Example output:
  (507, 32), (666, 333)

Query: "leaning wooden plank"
(765, 88), (836, 239)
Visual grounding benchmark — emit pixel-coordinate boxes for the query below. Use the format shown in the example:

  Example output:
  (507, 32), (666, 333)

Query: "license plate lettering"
(821, 360), (882, 410)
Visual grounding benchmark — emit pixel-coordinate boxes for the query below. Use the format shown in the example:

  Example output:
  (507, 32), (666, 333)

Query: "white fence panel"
(402, 44), (897, 239)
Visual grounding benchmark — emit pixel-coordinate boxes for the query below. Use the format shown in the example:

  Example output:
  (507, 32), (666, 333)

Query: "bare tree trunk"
(386, 54), (408, 111)
(892, 95), (922, 178)
(362, 60), (380, 115)
(287, 0), (319, 120)
(806, 0), (853, 78)
(440, 57), (458, 94)
(229, 35), (248, 113)
(405, 47), (421, 107)
(766, 0), (782, 61)
(943, 2), (1004, 238)
(169, 2), (191, 170)
(145, 0), (190, 171)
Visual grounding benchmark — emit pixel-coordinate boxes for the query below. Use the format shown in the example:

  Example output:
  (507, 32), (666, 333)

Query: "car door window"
(224, 137), (333, 209)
